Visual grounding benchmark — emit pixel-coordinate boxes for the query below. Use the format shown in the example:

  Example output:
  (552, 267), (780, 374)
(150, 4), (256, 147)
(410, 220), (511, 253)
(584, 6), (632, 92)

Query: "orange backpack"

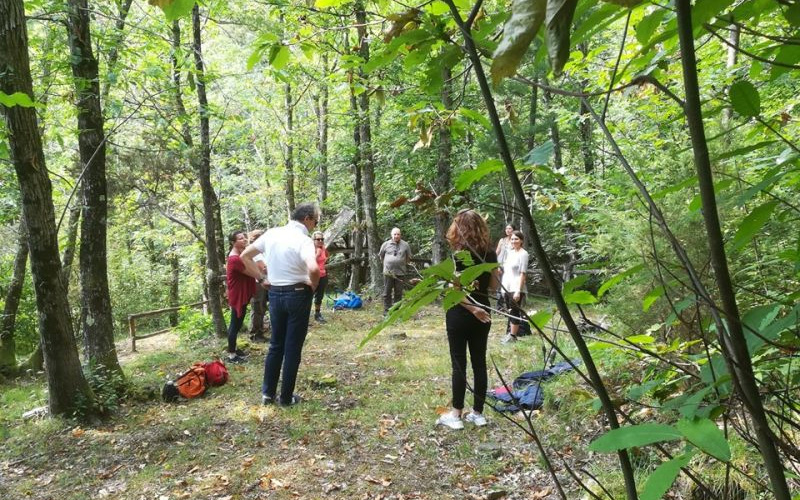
(174, 363), (207, 399)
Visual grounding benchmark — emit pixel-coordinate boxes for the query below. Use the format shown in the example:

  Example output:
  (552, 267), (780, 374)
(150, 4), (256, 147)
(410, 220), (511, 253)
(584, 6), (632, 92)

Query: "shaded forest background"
(1, 0), (799, 497)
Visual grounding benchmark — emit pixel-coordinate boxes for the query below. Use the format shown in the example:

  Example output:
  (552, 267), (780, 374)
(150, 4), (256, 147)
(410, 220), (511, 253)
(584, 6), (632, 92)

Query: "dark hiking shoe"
(279, 394), (303, 407)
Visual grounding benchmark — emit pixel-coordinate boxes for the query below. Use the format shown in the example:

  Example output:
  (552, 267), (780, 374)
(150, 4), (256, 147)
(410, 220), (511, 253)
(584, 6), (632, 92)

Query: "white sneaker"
(464, 412), (488, 427)
(436, 413), (464, 430)
(501, 334), (517, 344)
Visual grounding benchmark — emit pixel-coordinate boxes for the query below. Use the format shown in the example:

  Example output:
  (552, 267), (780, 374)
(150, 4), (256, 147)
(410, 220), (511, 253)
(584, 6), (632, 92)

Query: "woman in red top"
(226, 231), (256, 362)
(312, 231), (329, 323)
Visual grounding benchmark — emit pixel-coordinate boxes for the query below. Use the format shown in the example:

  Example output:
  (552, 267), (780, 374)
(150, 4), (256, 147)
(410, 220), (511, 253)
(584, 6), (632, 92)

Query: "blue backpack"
(332, 291), (363, 310)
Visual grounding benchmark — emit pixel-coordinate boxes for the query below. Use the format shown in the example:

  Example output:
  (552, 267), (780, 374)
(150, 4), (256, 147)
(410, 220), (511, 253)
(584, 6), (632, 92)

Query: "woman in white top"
(501, 230), (529, 342)
(494, 223), (515, 265)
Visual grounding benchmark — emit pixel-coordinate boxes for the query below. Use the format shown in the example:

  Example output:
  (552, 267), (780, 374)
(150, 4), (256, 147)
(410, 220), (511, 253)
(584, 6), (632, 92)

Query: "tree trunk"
(66, 0), (122, 376)
(0, 222), (28, 375)
(192, 5), (226, 338)
(285, 79), (296, 214)
(169, 245), (180, 327)
(1, 0), (94, 415)
(100, 0), (133, 104)
(432, 65), (453, 265)
(675, 0), (790, 496)
(355, 1), (381, 289)
(348, 69), (364, 291)
(315, 53), (329, 204)
(578, 43), (594, 175)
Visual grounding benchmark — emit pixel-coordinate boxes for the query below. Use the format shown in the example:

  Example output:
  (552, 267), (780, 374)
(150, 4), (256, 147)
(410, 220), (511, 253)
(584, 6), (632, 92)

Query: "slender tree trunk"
(355, 1), (381, 289)
(1, 0), (94, 415)
(722, 25), (740, 130)
(66, 0), (122, 376)
(675, 0), (790, 497)
(444, 3), (638, 498)
(100, 0), (133, 104)
(0, 222), (28, 375)
(192, 5), (226, 337)
(432, 66), (453, 265)
(348, 70), (364, 291)
(169, 246), (180, 327)
(285, 79), (296, 214)
(316, 53), (329, 204)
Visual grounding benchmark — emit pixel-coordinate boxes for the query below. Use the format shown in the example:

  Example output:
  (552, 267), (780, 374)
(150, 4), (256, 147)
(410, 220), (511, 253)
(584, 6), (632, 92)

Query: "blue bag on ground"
(487, 360), (580, 412)
(333, 291), (363, 310)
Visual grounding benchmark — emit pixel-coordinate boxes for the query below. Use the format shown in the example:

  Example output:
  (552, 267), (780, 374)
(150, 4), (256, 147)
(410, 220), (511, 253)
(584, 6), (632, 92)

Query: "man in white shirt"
(241, 203), (321, 406)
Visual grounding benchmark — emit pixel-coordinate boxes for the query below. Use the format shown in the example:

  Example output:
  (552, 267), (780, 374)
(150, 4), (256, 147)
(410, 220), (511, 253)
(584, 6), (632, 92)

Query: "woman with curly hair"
(436, 209), (499, 430)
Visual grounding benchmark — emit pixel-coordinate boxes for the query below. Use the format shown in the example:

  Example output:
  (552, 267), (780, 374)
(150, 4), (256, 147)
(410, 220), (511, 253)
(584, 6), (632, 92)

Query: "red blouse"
(226, 254), (256, 316)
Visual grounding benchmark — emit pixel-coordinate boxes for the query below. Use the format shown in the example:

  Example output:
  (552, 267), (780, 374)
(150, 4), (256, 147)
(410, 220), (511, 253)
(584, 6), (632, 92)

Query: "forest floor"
(0, 301), (610, 500)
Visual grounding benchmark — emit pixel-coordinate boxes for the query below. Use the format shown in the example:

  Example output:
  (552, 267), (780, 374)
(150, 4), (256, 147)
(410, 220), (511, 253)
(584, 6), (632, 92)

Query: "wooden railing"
(127, 301), (207, 352)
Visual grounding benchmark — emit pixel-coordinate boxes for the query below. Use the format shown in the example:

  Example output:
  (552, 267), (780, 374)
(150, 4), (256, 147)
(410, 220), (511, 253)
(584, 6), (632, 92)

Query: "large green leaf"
(442, 289), (467, 311)
(713, 140), (776, 162)
(455, 159), (504, 191)
(785, 2), (800, 26)
(728, 80), (760, 117)
(530, 309), (553, 329)
(545, 0), (579, 75)
(564, 290), (598, 305)
(677, 418), (730, 461)
(597, 264), (644, 298)
(459, 263), (499, 286)
(269, 45), (291, 70)
(588, 423), (681, 452)
(315, 0), (350, 8)
(769, 45), (800, 80)
(643, 285), (665, 312)
(636, 9), (666, 45)
(152, 0), (195, 21)
(0, 91), (35, 108)
(458, 107), (492, 132)
(730, 200), (778, 251)
(640, 451), (695, 500)
(522, 140), (554, 165)
(691, 0), (734, 30)
(490, 0), (547, 86)
(562, 274), (589, 295)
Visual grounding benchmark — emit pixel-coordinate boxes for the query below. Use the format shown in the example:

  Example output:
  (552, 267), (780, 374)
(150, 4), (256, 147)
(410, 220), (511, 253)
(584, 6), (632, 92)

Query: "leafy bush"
(72, 362), (127, 420)
(174, 307), (215, 344)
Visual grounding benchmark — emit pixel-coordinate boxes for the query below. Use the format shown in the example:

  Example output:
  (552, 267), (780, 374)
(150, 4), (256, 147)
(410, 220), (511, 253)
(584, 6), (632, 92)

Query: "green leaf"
(458, 107), (492, 131)
(490, 0), (547, 86)
(564, 290), (597, 305)
(562, 274), (589, 295)
(159, 0), (195, 22)
(455, 159), (504, 191)
(246, 48), (265, 71)
(785, 3), (800, 26)
(652, 176), (697, 200)
(692, 0), (734, 30)
(730, 200), (778, 251)
(0, 91), (35, 108)
(423, 257), (456, 280)
(597, 264), (644, 298)
(459, 263), (499, 286)
(679, 385), (714, 418)
(315, 0), (349, 8)
(269, 45), (291, 70)
(625, 334), (655, 345)
(588, 423), (681, 452)
(442, 289), (467, 311)
(522, 140), (554, 165)
(640, 451), (695, 500)
(530, 309), (552, 329)
(770, 45), (800, 81)
(677, 418), (730, 461)
(427, 0), (450, 15)
(545, 0), (579, 75)
(636, 9), (666, 45)
(728, 80), (760, 117)
(643, 286), (665, 312)
(713, 140), (777, 162)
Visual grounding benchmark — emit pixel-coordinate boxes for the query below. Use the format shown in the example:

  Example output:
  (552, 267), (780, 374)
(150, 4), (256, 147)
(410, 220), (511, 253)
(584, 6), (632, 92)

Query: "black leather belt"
(269, 283), (311, 292)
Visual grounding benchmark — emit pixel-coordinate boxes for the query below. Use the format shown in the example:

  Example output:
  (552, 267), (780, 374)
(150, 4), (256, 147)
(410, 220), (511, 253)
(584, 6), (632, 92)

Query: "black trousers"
(445, 306), (490, 413)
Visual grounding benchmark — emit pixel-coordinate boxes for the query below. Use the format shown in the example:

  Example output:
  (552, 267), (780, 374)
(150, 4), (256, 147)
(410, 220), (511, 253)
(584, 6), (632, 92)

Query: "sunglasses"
(314, 238), (324, 241)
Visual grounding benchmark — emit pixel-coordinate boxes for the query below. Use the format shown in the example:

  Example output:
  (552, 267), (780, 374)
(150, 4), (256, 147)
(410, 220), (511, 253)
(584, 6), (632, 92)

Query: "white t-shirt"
(501, 248), (529, 294)
(252, 220), (315, 286)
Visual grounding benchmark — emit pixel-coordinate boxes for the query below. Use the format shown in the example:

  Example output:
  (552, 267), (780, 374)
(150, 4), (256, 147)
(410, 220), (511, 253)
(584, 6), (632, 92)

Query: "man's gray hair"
(291, 202), (319, 222)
